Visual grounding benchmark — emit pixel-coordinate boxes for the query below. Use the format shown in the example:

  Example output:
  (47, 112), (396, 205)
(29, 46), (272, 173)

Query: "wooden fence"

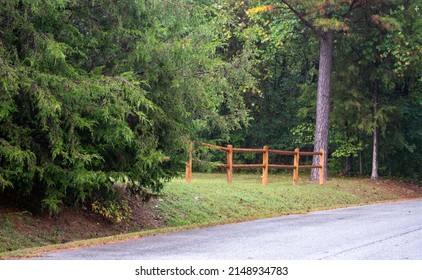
(185, 143), (325, 186)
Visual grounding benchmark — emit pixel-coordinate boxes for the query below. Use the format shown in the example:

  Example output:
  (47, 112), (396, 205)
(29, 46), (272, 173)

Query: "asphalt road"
(40, 199), (422, 260)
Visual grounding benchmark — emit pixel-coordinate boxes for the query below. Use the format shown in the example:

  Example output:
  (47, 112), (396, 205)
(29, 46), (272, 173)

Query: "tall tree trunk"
(310, 30), (334, 181)
(371, 127), (379, 179)
(371, 80), (379, 180)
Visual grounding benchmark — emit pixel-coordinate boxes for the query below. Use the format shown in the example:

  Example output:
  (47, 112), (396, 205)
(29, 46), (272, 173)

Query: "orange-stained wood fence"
(185, 143), (325, 186)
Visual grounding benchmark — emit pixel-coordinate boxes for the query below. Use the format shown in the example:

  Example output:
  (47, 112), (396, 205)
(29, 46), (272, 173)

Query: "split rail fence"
(185, 143), (325, 186)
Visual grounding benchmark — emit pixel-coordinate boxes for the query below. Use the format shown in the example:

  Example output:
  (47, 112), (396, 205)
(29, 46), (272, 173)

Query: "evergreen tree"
(0, 0), (257, 215)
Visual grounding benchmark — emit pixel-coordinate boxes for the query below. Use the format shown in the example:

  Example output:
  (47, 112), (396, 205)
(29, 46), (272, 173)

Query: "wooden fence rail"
(186, 143), (325, 186)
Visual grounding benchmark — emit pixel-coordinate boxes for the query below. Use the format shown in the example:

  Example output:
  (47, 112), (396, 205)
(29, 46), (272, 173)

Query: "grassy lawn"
(157, 173), (420, 227)
(1, 172), (421, 259)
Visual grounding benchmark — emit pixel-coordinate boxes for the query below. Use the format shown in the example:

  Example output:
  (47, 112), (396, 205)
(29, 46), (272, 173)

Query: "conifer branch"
(280, 0), (321, 37)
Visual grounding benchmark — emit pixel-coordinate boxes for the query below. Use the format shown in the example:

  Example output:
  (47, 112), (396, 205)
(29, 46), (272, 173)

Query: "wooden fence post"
(293, 148), (299, 185)
(227, 144), (233, 183)
(185, 142), (193, 183)
(262, 146), (269, 186)
(319, 149), (325, 186)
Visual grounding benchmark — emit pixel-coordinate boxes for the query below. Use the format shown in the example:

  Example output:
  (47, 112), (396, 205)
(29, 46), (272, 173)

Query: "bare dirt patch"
(0, 187), (163, 253)
(330, 178), (422, 202)
(375, 179), (422, 198)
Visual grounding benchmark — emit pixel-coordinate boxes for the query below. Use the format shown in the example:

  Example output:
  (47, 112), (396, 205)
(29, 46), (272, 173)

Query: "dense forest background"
(1, 0), (421, 215)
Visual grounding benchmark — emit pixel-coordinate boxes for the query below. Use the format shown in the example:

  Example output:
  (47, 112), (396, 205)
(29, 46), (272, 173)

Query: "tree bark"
(310, 30), (334, 181)
(371, 127), (379, 179)
(371, 80), (379, 180)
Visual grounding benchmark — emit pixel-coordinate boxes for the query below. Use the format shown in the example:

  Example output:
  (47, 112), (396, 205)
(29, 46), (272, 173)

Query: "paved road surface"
(40, 199), (422, 260)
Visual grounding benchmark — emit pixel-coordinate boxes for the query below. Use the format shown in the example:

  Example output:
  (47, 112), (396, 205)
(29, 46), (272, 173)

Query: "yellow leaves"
(247, 5), (274, 16)
(370, 14), (400, 32)
(91, 199), (131, 223)
(314, 18), (346, 32)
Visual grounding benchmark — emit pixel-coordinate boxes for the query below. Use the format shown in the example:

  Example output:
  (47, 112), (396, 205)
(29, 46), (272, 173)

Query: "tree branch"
(343, 0), (363, 17)
(280, 0), (321, 37)
(351, 0), (379, 13)
(349, 0), (359, 12)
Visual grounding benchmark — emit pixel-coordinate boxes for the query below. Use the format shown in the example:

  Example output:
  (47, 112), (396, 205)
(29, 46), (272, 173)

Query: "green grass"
(0, 213), (49, 253)
(156, 174), (355, 227)
(156, 173), (411, 227)
(1, 173), (420, 259)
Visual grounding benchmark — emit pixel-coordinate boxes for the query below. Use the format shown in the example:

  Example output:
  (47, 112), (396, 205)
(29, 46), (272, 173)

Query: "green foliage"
(1, 0), (421, 217)
(290, 123), (315, 150)
(331, 1), (418, 177)
(225, 1), (315, 154)
(331, 134), (364, 159)
(91, 199), (131, 223)
(221, 0), (421, 179)
(0, 0), (259, 214)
